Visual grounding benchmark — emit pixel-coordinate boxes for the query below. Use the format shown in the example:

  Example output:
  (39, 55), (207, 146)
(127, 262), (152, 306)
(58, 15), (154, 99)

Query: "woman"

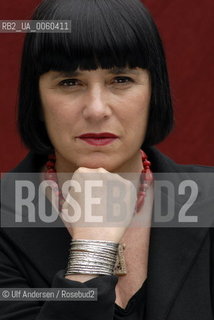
(0, 0), (214, 319)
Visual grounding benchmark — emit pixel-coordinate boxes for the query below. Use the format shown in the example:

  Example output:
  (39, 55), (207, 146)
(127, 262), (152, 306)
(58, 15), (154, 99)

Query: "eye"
(112, 76), (134, 86)
(59, 79), (81, 87)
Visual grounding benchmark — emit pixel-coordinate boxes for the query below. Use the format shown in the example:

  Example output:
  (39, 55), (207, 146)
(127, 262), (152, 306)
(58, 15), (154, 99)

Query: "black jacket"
(0, 147), (214, 320)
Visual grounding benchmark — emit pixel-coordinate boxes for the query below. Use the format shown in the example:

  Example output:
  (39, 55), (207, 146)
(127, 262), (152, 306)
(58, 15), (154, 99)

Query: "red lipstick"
(77, 132), (118, 146)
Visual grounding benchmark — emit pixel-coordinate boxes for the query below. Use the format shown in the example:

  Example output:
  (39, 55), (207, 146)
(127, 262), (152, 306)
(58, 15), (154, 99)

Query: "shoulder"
(145, 147), (214, 173)
(1, 152), (46, 204)
(0, 152), (48, 231)
(146, 147), (214, 211)
(10, 152), (47, 173)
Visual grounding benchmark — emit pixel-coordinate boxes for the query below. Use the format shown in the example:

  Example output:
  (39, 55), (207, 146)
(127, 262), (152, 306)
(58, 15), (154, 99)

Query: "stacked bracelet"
(65, 239), (127, 276)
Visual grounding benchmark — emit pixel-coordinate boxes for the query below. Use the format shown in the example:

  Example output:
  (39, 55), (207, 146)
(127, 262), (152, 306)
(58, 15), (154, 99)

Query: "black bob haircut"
(18, 0), (173, 154)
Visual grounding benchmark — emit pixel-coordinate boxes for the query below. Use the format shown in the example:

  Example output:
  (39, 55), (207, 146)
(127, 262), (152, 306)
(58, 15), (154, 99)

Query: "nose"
(82, 85), (112, 121)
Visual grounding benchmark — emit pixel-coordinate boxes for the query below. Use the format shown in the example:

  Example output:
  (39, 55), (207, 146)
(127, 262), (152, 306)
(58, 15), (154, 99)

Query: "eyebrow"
(51, 67), (140, 79)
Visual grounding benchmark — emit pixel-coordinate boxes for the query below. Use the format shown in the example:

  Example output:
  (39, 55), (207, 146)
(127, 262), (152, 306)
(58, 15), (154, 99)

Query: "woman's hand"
(60, 167), (138, 243)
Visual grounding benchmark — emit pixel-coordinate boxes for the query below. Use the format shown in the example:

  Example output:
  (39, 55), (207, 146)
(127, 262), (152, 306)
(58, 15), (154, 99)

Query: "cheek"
(41, 94), (76, 126)
(122, 92), (150, 125)
(136, 90), (151, 116)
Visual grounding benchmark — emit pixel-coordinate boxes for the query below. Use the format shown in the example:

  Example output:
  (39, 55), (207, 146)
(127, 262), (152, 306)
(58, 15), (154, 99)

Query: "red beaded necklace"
(45, 150), (153, 213)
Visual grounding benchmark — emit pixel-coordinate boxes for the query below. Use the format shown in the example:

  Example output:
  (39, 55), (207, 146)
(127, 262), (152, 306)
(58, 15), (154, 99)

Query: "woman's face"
(39, 67), (151, 172)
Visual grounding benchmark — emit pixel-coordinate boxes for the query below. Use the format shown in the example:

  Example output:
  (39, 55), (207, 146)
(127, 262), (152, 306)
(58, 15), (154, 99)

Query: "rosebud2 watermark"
(1, 173), (214, 228)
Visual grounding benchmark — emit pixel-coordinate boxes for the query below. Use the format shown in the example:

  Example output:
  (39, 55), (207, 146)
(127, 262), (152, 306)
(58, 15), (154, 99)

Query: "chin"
(75, 157), (117, 171)
(70, 151), (124, 172)
(79, 161), (113, 171)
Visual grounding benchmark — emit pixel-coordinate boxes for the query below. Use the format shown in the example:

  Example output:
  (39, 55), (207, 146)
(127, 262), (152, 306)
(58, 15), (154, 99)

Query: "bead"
(136, 198), (145, 212)
(47, 174), (55, 180)
(140, 150), (147, 160)
(43, 173), (49, 180)
(46, 160), (55, 169)
(145, 171), (153, 182)
(47, 168), (56, 173)
(138, 197), (145, 206)
(138, 191), (146, 197)
(143, 160), (151, 167)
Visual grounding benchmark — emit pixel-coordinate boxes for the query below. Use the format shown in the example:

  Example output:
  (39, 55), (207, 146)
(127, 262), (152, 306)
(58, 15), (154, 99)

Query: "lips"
(77, 132), (119, 146)
(78, 132), (118, 138)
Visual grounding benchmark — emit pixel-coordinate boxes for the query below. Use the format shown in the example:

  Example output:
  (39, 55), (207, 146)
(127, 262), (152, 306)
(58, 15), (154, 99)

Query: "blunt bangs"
(31, 0), (156, 73)
(18, 0), (173, 154)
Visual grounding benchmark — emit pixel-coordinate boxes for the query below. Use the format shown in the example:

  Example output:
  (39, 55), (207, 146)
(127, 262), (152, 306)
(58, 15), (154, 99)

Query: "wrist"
(65, 274), (99, 283)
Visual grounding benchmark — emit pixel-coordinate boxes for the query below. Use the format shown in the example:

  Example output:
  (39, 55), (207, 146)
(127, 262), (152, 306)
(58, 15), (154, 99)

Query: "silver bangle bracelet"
(65, 239), (121, 276)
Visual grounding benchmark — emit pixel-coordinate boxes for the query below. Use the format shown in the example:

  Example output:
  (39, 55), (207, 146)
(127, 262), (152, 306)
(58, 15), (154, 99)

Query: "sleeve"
(0, 232), (118, 320)
(37, 272), (118, 320)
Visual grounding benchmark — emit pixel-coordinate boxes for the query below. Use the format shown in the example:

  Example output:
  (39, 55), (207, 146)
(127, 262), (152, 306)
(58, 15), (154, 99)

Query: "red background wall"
(0, 0), (213, 173)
